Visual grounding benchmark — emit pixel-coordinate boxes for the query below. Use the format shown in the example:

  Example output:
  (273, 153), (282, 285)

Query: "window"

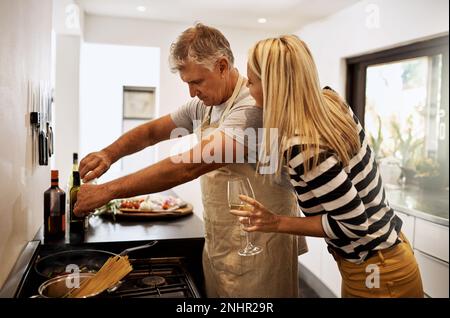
(123, 86), (156, 120)
(347, 36), (448, 194)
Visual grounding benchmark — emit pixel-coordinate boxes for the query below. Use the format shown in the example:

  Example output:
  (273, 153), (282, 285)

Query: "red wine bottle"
(43, 170), (66, 242)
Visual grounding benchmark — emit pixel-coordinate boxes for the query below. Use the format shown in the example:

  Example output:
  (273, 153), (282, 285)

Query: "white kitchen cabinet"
(414, 218), (449, 262)
(299, 237), (341, 297)
(299, 211), (448, 298)
(320, 245), (342, 297)
(299, 237), (323, 279)
(415, 250), (449, 298)
(413, 217), (449, 298)
(395, 210), (415, 247)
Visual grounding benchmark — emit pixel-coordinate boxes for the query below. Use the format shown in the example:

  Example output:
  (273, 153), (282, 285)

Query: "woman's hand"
(229, 195), (281, 233)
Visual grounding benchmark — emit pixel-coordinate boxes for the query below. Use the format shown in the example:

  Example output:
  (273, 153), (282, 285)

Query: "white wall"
(54, 34), (81, 191)
(295, 0), (449, 297)
(297, 0), (449, 96)
(52, 0), (84, 192)
(0, 0), (53, 289)
(79, 43), (160, 181)
(82, 15), (277, 217)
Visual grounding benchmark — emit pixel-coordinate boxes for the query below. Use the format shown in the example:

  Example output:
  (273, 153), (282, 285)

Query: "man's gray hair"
(169, 23), (234, 72)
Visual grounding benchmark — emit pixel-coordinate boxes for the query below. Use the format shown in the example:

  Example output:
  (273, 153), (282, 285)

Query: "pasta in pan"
(67, 255), (133, 298)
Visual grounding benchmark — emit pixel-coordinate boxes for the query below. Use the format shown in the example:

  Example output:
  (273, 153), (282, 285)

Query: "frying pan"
(35, 241), (158, 279)
(35, 249), (116, 279)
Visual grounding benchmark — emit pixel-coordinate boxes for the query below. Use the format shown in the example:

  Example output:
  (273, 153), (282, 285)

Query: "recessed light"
(136, 6), (147, 12)
(257, 18), (267, 24)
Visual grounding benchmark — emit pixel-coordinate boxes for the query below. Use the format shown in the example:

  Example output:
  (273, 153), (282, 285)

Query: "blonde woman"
(231, 35), (423, 298)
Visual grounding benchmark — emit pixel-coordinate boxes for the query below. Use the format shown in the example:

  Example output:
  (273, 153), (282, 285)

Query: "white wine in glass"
(227, 178), (262, 256)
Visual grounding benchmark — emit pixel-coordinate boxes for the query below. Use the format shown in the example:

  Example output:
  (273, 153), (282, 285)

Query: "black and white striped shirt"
(286, 107), (402, 264)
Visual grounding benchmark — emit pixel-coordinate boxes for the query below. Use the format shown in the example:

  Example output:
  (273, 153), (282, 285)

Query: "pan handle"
(119, 240), (158, 256)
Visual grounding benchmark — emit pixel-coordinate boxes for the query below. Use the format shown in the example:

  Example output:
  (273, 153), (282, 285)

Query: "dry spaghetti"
(68, 255), (133, 298)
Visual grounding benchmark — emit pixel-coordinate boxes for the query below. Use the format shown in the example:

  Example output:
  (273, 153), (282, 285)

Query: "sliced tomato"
(132, 201), (140, 209)
(120, 199), (144, 209)
(161, 201), (170, 210)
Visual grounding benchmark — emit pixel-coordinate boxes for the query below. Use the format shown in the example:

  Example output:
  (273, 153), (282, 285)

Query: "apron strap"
(197, 73), (245, 132)
(201, 105), (214, 128)
(218, 74), (245, 125)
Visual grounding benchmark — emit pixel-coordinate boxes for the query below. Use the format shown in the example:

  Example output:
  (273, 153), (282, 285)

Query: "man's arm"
(79, 115), (177, 182)
(103, 114), (177, 163)
(74, 130), (241, 215)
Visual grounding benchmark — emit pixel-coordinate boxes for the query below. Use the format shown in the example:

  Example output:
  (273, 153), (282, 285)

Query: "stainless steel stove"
(102, 257), (201, 298)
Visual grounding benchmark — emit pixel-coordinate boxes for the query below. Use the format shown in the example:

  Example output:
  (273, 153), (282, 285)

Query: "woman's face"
(246, 64), (263, 108)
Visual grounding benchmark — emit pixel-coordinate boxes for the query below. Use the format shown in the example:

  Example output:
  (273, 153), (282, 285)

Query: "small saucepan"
(35, 273), (99, 298)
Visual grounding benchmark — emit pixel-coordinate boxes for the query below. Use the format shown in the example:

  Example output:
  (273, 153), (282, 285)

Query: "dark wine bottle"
(69, 171), (85, 244)
(43, 170), (66, 242)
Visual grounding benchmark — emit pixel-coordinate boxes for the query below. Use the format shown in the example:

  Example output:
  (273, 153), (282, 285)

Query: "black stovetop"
(1, 239), (205, 298)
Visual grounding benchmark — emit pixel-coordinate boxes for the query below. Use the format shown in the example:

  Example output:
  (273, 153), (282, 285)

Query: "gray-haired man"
(75, 23), (307, 297)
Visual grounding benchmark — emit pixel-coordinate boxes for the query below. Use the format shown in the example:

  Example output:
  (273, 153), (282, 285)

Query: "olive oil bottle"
(69, 171), (84, 244)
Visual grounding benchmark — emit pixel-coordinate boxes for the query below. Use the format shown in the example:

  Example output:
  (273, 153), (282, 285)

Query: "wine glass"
(227, 178), (263, 256)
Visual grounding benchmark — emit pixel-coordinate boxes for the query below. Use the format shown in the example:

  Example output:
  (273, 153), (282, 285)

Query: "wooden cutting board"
(113, 203), (193, 220)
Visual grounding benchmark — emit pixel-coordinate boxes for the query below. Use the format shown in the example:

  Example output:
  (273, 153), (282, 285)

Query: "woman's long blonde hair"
(248, 35), (360, 175)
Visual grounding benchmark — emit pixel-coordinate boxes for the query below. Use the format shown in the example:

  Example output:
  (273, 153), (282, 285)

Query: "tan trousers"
(332, 233), (424, 298)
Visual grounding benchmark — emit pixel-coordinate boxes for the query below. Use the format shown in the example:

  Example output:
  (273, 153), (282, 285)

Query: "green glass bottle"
(66, 152), (79, 234)
(69, 170), (84, 244)
(67, 153), (79, 191)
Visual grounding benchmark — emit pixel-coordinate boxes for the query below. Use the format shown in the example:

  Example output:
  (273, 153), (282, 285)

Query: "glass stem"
(245, 218), (251, 248)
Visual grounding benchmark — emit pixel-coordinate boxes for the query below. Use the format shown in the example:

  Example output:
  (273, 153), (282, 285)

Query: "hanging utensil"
(47, 88), (54, 156)
(38, 83), (48, 166)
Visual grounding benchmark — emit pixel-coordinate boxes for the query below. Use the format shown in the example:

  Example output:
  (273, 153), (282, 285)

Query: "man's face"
(246, 64), (263, 108)
(180, 61), (226, 106)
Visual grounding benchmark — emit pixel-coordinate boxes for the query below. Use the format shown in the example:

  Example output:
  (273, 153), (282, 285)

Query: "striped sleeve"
(288, 148), (369, 240)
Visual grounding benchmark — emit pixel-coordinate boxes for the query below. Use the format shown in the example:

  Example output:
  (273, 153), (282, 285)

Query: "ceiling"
(76, 0), (361, 32)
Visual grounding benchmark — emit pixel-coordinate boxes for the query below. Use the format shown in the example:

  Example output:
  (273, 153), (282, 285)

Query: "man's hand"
(79, 150), (112, 183)
(73, 183), (113, 217)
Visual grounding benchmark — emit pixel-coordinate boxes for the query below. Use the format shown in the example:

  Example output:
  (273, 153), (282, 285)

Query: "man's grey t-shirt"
(170, 83), (262, 146)
(170, 81), (295, 195)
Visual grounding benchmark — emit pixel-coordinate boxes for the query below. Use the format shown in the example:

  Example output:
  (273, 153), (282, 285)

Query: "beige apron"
(196, 75), (308, 297)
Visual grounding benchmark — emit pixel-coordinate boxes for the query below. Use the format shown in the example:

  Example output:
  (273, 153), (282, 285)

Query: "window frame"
(346, 35), (449, 187)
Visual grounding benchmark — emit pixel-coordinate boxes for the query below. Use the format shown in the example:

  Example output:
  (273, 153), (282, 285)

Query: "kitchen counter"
(83, 212), (204, 243)
(34, 189), (205, 244)
(386, 185), (449, 226)
(32, 212), (205, 253)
